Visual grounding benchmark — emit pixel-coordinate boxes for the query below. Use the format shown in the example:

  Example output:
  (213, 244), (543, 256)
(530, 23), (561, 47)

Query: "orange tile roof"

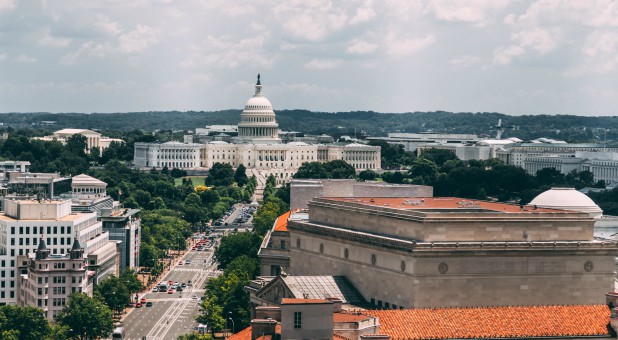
(365, 305), (611, 339)
(328, 197), (567, 214)
(334, 334), (352, 340)
(273, 210), (292, 232)
(228, 324), (281, 340)
(333, 312), (373, 323)
(281, 298), (331, 304)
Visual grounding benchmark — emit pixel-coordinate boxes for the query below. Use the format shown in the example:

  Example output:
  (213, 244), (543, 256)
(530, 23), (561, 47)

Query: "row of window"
(11, 237), (72, 247)
(10, 226), (72, 236)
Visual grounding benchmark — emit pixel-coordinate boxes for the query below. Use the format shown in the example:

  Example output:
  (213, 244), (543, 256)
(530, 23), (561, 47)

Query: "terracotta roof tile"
(274, 211), (291, 232)
(228, 324), (281, 340)
(365, 305), (611, 339)
(328, 197), (567, 214)
(333, 312), (373, 323)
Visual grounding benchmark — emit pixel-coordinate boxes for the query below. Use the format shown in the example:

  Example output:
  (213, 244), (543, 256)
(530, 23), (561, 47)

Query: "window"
(293, 312), (302, 329)
(280, 240), (285, 249)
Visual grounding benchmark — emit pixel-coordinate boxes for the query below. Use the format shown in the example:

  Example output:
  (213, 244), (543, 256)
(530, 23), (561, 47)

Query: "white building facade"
(134, 76), (381, 182)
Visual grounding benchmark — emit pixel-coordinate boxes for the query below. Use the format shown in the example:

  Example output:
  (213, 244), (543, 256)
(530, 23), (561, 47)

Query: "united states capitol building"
(134, 76), (381, 183)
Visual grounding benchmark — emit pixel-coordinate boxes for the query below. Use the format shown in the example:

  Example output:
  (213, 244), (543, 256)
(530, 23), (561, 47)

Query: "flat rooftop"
(325, 197), (568, 214)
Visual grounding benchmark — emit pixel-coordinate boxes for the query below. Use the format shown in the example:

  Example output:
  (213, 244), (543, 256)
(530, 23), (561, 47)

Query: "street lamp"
(228, 316), (235, 335)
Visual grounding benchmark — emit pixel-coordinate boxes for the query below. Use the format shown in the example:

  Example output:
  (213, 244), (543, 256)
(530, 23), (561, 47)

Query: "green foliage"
(293, 162), (328, 179)
(419, 148), (459, 167)
(97, 276), (130, 312)
(56, 293), (114, 340)
(234, 164), (249, 187)
(214, 232), (262, 270)
(178, 333), (214, 340)
(368, 140), (416, 169)
(206, 163), (235, 186)
(358, 169), (378, 181)
(253, 201), (284, 236)
(408, 158), (440, 185)
(0, 305), (51, 340)
(324, 159), (356, 179)
(120, 268), (144, 294)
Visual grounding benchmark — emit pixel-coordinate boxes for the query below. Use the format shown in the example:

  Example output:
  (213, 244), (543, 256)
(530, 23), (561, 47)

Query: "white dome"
(244, 96), (273, 111)
(529, 187), (602, 217)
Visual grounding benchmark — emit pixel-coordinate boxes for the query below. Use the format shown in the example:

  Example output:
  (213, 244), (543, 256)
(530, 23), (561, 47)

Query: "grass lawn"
(175, 176), (207, 187)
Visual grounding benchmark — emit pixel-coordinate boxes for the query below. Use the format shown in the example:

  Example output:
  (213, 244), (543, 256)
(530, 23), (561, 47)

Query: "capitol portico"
(134, 75), (381, 182)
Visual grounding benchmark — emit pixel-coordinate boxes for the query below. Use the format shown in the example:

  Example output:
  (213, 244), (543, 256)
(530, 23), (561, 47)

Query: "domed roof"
(529, 187), (602, 217)
(244, 96), (273, 111)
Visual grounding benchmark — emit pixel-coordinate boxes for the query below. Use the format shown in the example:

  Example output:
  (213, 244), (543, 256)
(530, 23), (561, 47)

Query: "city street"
(122, 247), (221, 340)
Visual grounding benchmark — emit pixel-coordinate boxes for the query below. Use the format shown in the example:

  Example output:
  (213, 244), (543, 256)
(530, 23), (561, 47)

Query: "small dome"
(529, 187), (602, 217)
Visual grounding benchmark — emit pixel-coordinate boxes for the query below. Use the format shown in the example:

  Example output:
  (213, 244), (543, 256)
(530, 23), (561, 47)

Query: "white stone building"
(33, 128), (123, 153)
(0, 199), (117, 305)
(134, 76), (381, 183)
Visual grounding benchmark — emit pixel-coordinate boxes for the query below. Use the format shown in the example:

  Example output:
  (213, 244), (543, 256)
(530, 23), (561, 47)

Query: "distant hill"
(1, 110), (617, 143)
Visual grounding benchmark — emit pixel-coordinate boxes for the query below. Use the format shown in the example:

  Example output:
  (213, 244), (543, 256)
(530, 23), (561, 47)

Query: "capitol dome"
(235, 74), (281, 144)
(529, 187), (602, 218)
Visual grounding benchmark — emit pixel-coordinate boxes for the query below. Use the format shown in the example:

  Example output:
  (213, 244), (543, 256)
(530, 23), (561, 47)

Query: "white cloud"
(182, 34), (273, 69)
(273, 2), (348, 41)
(94, 15), (123, 36)
(304, 59), (341, 70)
(349, 6), (376, 25)
(511, 27), (560, 54)
(0, 0), (16, 11)
(38, 28), (71, 47)
(346, 39), (378, 54)
(424, 0), (510, 27)
(579, 30), (618, 73)
(0, 53), (6, 61)
(492, 45), (525, 65)
(450, 55), (482, 69)
(60, 41), (113, 65)
(15, 54), (37, 63)
(385, 34), (435, 58)
(118, 25), (159, 54)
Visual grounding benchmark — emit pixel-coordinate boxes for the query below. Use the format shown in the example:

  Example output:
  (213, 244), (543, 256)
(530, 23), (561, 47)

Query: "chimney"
(251, 319), (277, 340)
(360, 335), (390, 340)
(327, 297), (343, 312)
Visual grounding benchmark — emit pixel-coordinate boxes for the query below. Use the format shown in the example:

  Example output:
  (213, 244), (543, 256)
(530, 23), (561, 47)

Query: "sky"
(1, 0), (618, 116)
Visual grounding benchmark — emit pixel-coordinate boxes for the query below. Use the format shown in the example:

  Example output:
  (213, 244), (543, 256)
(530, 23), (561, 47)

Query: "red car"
(168, 289), (173, 294)
(140, 298), (147, 304)
(178, 261), (183, 265)
(168, 280), (174, 285)
(135, 303), (142, 308)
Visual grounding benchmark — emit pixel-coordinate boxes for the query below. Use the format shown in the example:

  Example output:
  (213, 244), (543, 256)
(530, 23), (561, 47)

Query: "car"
(135, 303), (142, 308)
(174, 281), (179, 285)
(168, 289), (173, 294)
(146, 302), (153, 307)
(177, 286), (183, 292)
(192, 294), (198, 300)
(178, 261), (183, 265)
(152, 287), (158, 292)
(181, 282), (187, 287)
(168, 280), (174, 285)
(140, 298), (147, 303)
(185, 260), (191, 265)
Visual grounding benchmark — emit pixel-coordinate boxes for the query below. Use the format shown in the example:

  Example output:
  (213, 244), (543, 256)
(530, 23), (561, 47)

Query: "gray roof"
(281, 275), (365, 305)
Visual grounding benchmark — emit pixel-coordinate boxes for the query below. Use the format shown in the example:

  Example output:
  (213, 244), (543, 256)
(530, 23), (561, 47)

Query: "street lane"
(122, 245), (221, 340)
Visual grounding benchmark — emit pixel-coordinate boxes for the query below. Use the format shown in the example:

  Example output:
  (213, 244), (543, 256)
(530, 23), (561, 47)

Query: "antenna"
(491, 119), (514, 139)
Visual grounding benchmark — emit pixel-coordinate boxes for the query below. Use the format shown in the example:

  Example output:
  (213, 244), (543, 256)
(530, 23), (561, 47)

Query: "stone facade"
(287, 197), (618, 308)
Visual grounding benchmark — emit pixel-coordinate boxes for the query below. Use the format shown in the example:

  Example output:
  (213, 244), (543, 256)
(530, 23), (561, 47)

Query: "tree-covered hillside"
(1, 110), (618, 143)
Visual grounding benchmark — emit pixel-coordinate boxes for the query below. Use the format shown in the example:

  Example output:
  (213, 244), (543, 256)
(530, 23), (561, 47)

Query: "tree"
(358, 169), (378, 181)
(56, 293), (114, 340)
(252, 201), (284, 236)
(97, 276), (130, 313)
(214, 232), (262, 269)
(419, 148), (458, 167)
(65, 134), (88, 156)
(0, 305), (51, 340)
(120, 268), (144, 297)
(196, 297), (225, 336)
(206, 163), (234, 186)
(408, 158), (440, 185)
(234, 164), (249, 187)
(323, 160), (355, 179)
(293, 162), (328, 179)
(178, 333), (214, 340)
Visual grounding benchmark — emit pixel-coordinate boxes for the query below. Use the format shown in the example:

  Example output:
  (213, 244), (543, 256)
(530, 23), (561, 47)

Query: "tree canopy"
(55, 293), (114, 340)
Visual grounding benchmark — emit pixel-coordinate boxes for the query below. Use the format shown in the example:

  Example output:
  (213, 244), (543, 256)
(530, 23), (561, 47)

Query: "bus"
(112, 327), (125, 339)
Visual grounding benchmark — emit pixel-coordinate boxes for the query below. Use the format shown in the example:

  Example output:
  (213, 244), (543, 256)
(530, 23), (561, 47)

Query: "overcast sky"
(1, 0), (617, 116)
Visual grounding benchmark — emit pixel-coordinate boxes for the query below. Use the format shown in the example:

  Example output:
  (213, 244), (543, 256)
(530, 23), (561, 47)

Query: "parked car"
(146, 302), (153, 307)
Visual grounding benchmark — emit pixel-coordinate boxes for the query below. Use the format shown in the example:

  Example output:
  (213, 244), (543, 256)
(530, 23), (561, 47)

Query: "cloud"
(349, 6), (376, 25)
(181, 34), (273, 69)
(273, 2), (348, 41)
(346, 39), (378, 54)
(94, 15), (123, 36)
(511, 27), (560, 54)
(38, 27), (72, 47)
(492, 45), (525, 65)
(385, 34), (435, 58)
(0, 0), (16, 11)
(424, 0), (510, 27)
(450, 55), (482, 69)
(60, 41), (113, 65)
(304, 59), (341, 70)
(0, 53), (6, 61)
(15, 54), (37, 63)
(578, 30), (618, 73)
(118, 24), (159, 53)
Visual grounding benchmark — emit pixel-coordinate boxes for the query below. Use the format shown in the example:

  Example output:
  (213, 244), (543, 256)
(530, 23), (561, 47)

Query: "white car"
(152, 287), (158, 292)
(192, 294), (198, 300)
